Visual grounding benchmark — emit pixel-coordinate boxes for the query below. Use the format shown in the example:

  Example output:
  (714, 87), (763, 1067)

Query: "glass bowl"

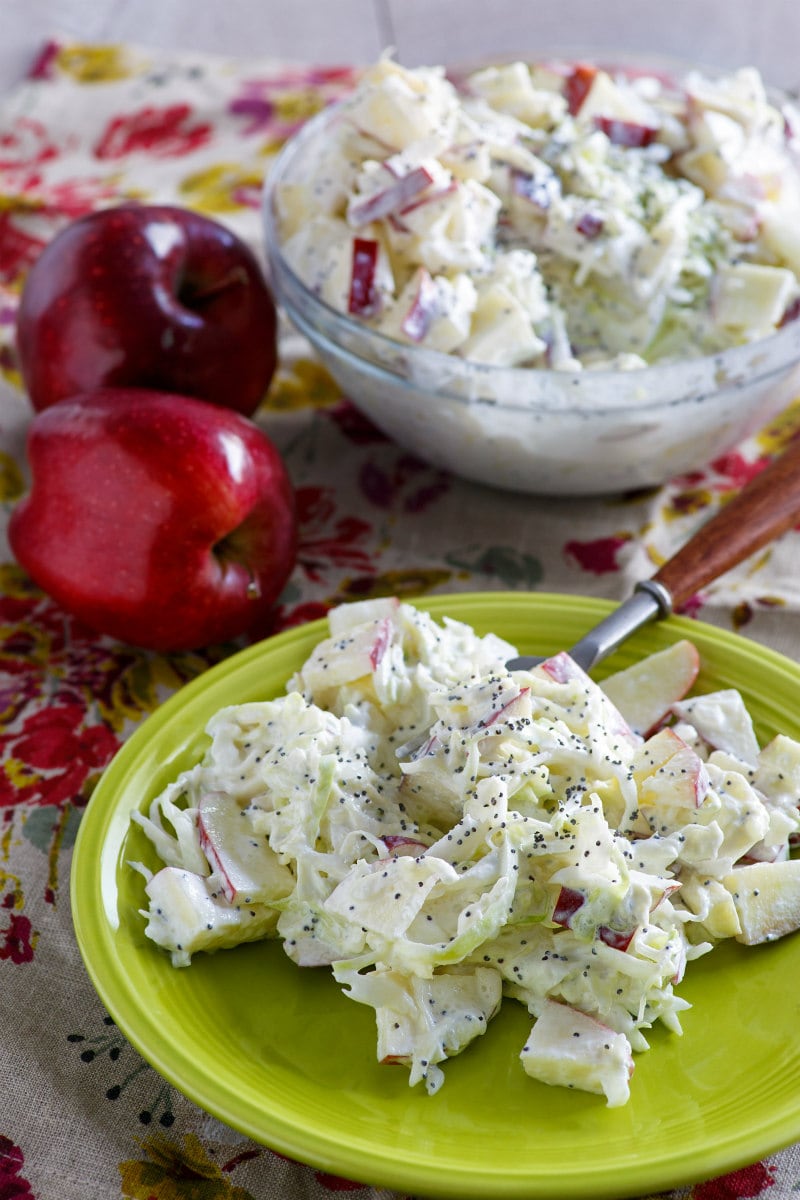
(262, 69), (800, 497)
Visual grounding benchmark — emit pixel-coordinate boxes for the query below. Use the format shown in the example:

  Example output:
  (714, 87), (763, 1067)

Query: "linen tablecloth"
(2, 36), (800, 1200)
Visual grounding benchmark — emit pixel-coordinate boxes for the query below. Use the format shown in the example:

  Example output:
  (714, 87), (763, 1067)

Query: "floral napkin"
(1, 34), (800, 1200)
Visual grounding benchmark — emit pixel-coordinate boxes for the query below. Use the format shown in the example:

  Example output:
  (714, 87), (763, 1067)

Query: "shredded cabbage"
(131, 598), (800, 1105)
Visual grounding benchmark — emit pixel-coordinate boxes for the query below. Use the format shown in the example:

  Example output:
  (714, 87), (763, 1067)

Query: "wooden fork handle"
(651, 437), (800, 612)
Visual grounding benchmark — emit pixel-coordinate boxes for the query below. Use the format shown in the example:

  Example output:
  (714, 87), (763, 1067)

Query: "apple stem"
(180, 265), (249, 308)
(212, 531), (261, 599)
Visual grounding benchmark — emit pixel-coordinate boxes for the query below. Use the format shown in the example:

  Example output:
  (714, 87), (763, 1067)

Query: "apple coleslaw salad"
(129, 599), (800, 1107)
(274, 54), (800, 371)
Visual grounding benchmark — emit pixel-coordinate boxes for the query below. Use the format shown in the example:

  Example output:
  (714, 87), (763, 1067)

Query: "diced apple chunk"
(520, 998), (633, 1107)
(633, 727), (710, 809)
(671, 689), (760, 767)
(742, 806), (796, 863)
(327, 597), (400, 637)
(460, 281), (545, 366)
(755, 734), (800, 809)
(678, 875), (742, 938)
(198, 791), (294, 905)
(142, 866), (279, 967)
(571, 68), (659, 129)
(373, 967), (502, 1088)
(348, 165), (435, 225)
(273, 182), (318, 240)
(677, 146), (732, 192)
(713, 262), (796, 333)
(300, 615), (394, 692)
(379, 266), (476, 353)
(601, 640), (699, 736)
(761, 205), (800, 275)
(721, 858), (800, 944)
(536, 650), (638, 746)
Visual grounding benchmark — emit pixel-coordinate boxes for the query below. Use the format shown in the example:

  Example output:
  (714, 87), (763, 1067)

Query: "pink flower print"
(94, 103), (212, 159)
(229, 95), (274, 137)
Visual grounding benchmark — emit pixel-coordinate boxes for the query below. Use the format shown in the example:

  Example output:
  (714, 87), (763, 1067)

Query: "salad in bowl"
(264, 53), (800, 494)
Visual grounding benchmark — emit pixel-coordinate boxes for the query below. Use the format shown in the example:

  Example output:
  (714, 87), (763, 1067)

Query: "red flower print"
(668, 485), (714, 516)
(675, 592), (706, 618)
(708, 450), (771, 492)
(27, 38), (61, 80)
(0, 115), (60, 170)
(564, 534), (632, 574)
(692, 1159), (776, 1199)
(295, 486), (375, 582)
(94, 104), (212, 159)
(0, 1136), (34, 1198)
(328, 399), (388, 446)
(0, 213), (46, 285)
(270, 600), (331, 631)
(0, 913), (34, 964)
(314, 1171), (368, 1191)
(0, 702), (119, 810)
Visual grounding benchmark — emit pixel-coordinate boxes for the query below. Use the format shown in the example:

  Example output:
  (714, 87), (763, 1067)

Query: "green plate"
(71, 593), (800, 1199)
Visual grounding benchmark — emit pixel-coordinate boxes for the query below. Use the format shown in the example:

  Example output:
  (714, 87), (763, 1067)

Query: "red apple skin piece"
(511, 169), (557, 210)
(564, 63), (597, 114)
(16, 204), (278, 416)
(401, 268), (439, 343)
(380, 835), (431, 856)
(348, 237), (380, 315)
(552, 885), (586, 927)
(8, 387), (297, 651)
(594, 116), (657, 147)
(575, 212), (604, 239)
(349, 165), (434, 226)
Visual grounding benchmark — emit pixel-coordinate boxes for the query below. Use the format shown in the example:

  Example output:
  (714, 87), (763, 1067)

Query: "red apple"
(8, 387), (297, 651)
(16, 204), (277, 416)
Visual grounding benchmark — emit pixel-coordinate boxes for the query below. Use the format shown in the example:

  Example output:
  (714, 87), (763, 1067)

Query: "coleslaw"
(130, 599), (800, 1106)
(275, 55), (800, 371)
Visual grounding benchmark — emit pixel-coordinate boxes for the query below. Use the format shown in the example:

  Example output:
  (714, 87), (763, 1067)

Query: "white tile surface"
(1, 0), (117, 87)
(0, 0), (390, 90)
(95, 0), (389, 66)
(1, 0), (799, 91)
(388, 0), (800, 90)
